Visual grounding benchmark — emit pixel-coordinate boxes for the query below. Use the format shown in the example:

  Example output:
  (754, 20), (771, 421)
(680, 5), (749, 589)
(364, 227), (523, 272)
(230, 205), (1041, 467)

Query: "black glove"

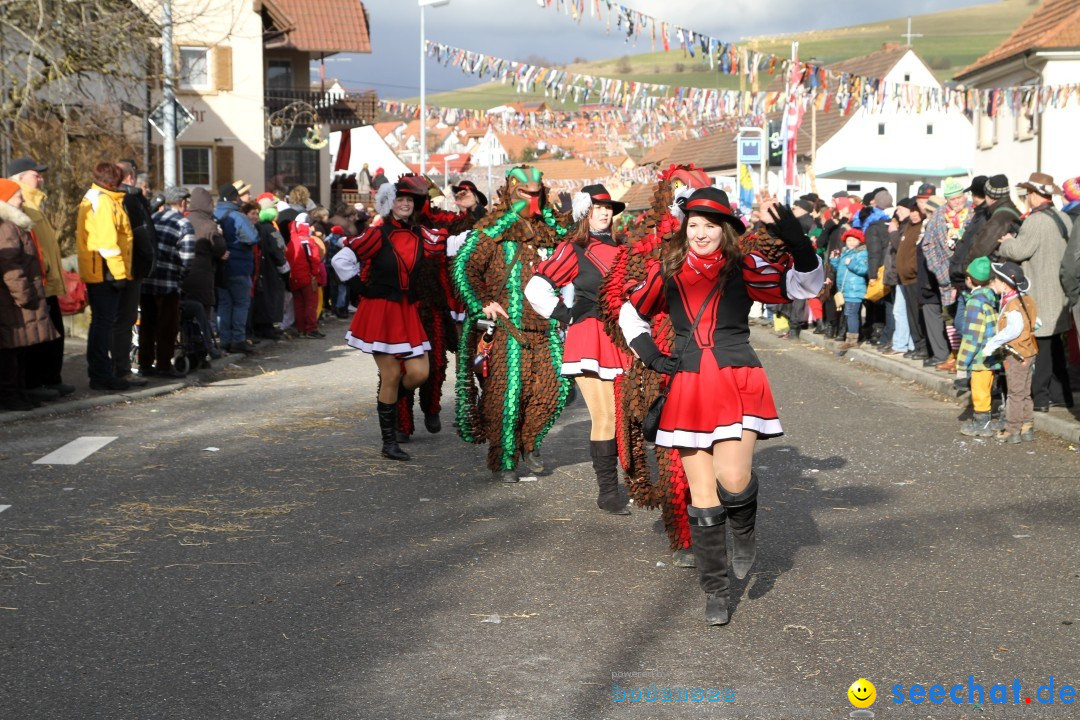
(550, 302), (571, 326)
(630, 335), (680, 375)
(764, 204), (819, 273)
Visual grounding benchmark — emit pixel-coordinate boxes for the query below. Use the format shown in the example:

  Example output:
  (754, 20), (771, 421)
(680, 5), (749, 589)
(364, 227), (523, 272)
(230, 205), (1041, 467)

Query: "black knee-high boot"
(719, 473), (758, 580)
(688, 504), (730, 626)
(591, 439), (629, 515)
(377, 401), (410, 461)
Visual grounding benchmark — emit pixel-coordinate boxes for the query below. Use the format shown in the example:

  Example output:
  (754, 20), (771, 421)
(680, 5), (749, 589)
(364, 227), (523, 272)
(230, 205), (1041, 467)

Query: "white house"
(147, 0), (374, 205)
(953, 0), (1080, 184)
(813, 47), (975, 199)
(665, 45), (975, 202)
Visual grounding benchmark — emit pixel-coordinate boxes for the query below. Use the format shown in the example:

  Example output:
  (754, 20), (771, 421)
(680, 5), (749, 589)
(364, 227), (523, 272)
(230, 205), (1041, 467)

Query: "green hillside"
(413, 0), (1036, 111)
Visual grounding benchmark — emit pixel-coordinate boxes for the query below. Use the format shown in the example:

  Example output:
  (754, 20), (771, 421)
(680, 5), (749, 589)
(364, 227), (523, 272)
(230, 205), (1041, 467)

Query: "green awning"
(815, 166), (971, 182)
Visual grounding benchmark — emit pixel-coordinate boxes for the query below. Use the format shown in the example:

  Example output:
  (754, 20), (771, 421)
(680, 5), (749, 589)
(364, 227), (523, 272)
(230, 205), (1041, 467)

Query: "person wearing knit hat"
(0, 177), (61, 409)
(955, 255), (1002, 437)
(942, 177), (966, 199)
(1063, 176), (1080, 206)
(830, 225), (870, 349)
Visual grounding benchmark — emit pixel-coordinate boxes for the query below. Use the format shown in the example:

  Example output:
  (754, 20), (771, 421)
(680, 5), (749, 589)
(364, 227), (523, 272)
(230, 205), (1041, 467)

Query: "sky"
(320, 0), (993, 99)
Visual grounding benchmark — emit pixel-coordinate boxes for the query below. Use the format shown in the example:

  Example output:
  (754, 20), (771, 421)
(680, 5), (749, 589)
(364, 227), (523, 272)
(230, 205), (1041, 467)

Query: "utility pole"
(162, 0), (177, 188)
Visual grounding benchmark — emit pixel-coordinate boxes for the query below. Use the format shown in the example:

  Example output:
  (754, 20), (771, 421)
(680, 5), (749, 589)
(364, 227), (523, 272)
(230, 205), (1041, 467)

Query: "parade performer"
(596, 164), (713, 564)
(331, 174), (446, 461)
(392, 181), (489, 441)
(451, 166), (573, 483)
(619, 187), (823, 626)
(524, 184), (632, 514)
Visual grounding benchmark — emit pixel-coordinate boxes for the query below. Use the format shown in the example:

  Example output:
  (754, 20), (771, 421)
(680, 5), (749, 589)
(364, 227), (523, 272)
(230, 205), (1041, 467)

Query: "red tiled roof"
(957, 0), (1080, 79)
(263, 0), (372, 55)
(618, 182), (658, 212)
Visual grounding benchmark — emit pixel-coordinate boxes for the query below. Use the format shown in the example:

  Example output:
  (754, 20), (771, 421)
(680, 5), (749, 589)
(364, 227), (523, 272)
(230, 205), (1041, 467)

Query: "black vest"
(664, 268), (761, 372)
(359, 224), (425, 303)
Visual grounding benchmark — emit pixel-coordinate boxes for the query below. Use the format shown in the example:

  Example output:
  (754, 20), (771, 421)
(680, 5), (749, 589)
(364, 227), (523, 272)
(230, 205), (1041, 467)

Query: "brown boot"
(935, 353), (957, 372)
(839, 332), (859, 350)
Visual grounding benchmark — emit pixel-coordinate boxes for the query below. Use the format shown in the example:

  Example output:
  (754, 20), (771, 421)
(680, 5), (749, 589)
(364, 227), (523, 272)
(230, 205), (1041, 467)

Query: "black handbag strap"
(660, 280), (723, 387)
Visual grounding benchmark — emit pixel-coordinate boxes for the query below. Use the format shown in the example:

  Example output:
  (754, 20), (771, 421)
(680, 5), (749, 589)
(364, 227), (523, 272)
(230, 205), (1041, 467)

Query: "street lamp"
(443, 153), (461, 188)
(419, 0), (450, 179)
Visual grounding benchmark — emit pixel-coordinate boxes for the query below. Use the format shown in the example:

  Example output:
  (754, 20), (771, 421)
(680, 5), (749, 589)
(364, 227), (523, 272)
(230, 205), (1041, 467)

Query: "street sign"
(148, 99), (195, 139)
(737, 137), (763, 165)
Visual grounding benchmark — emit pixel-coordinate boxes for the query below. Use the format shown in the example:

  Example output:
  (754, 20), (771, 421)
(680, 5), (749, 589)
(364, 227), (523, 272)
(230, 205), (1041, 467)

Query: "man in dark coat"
(863, 189), (893, 345)
(967, 174), (1021, 264)
(114, 160), (159, 386)
(948, 176), (989, 338)
(183, 187), (227, 358)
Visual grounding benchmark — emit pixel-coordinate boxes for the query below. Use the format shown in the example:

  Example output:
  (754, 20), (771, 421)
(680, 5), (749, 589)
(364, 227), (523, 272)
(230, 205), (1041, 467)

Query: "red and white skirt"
(561, 317), (629, 380)
(345, 297), (431, 358)
(656, 351), (782, 449)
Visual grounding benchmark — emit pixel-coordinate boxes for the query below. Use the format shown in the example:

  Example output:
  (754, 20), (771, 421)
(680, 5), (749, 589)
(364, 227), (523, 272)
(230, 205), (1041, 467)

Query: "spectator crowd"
(0, 156), (372, 410)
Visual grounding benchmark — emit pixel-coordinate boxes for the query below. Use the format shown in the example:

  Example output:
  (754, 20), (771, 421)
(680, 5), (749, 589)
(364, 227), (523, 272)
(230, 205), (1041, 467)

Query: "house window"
(178, 46), (211, 90)
(903, 73), (911, 82)
(926, 123), (934, 135)
(180, 147), (212, 187)
(977, 107), (997, 150)
(267, 60), (293, 91)
(877, 123), (885, 135)
(846, 182), (861, 192)
(1015, 108), (1037, 141)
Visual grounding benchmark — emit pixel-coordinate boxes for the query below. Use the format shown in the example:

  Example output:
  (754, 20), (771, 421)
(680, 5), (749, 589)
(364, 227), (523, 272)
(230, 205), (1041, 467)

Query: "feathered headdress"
(571, 191), (593, 222)
(375, 183), (396, 217)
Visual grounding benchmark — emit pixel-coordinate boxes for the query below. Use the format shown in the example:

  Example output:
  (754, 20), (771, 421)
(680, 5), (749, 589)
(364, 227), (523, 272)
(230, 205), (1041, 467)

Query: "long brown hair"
(660, 212), (743, 280)
(572, 209), (620, 247)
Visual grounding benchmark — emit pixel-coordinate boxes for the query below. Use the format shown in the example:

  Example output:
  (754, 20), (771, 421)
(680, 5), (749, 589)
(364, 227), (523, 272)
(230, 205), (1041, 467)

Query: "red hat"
(330, 225), (345, 235)
(375, 167), (385, 175)
(0, 179), (21, 203)
(842, 228), (865, 244)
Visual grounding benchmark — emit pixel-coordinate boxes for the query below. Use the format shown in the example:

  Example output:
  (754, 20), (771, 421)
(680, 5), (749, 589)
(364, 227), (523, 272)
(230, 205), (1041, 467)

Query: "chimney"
(882, 42), (901, 51)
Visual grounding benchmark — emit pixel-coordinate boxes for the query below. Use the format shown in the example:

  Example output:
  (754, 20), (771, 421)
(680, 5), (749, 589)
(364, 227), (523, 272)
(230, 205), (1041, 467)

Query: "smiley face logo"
(848, 679), (876, 708)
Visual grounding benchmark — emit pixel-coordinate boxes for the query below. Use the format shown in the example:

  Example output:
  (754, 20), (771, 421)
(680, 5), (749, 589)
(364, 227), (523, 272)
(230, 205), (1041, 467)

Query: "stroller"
(129, 302), (211, 376)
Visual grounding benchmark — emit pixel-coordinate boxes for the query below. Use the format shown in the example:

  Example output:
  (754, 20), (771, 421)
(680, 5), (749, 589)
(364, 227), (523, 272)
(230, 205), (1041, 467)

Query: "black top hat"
(451, 180), (488, 208)
(991, 261), (1030, 293)
(393, 173), (429, 199)
(6, 156), (47, 177)
(682, 187), (746, 233)
(580, 184), (625, 215)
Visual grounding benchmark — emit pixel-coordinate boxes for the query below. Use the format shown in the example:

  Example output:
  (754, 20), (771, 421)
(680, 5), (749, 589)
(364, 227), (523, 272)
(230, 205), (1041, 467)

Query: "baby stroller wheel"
(172, 354), (191, 375)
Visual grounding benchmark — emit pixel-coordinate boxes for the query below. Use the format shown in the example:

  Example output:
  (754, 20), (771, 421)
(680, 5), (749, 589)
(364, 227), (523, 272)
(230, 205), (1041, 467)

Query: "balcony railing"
(264, 88), (378, 128)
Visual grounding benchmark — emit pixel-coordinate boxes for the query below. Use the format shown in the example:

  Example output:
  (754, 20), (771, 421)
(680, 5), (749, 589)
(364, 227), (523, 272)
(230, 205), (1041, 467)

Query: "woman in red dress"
(331, 175), (446, 461)
(525, 184), (632, 514)
(619, 187), (823, 625)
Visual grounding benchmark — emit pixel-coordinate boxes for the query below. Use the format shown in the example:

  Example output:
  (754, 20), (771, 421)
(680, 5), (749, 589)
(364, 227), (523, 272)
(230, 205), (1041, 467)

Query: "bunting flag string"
(525, 1), (1080, 119)
(424, 40), (1080, 119)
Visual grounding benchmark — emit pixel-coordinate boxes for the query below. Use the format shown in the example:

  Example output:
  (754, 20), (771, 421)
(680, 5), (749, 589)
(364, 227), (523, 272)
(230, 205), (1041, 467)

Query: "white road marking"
(33, 436), (118, 465)
(0, 505), (10, 514)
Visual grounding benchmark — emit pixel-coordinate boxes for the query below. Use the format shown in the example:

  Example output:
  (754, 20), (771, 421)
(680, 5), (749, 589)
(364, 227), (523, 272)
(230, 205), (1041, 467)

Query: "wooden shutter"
(153, 144), (165, 189)
(214, 145), (234, 189)
(214, 46), (233, 92)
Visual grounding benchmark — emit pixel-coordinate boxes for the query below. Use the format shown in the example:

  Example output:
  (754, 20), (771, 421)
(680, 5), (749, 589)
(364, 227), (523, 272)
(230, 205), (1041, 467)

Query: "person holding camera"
(618, 187), (823, 626)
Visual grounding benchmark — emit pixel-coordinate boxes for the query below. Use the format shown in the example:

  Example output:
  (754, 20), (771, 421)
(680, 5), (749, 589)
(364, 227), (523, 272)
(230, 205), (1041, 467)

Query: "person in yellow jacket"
(8, 156), (75, 399)
(76, 162), (134, 392)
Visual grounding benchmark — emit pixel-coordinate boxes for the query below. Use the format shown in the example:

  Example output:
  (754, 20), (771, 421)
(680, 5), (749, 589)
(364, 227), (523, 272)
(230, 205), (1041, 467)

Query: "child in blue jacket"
(829, 228), (869, 348)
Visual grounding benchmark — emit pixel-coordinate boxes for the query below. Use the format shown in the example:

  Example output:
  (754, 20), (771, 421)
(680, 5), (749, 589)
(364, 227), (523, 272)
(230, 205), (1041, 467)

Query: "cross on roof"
(902, 18), (923, 47)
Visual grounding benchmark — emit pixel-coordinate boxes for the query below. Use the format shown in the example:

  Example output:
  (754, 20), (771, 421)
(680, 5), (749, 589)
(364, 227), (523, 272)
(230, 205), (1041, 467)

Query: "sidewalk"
(0, 335), (260, 426)
(767, 322), (1080, 445)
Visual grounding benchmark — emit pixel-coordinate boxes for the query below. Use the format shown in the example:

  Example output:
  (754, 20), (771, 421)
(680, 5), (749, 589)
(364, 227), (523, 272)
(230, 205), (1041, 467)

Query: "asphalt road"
(1, 323), (1077, 720)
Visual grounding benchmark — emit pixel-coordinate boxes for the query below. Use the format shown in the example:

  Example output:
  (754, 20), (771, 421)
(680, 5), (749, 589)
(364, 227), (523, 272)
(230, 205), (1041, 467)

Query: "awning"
(816, 166), (972, 182)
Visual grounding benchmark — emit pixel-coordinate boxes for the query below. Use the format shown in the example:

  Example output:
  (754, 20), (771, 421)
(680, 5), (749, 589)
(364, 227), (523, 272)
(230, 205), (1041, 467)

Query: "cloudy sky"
(324, 0), (991, 98)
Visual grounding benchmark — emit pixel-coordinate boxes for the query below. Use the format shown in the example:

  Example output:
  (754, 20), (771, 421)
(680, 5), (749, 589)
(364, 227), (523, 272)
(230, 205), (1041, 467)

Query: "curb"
(766, 324), (1080, 445)
(0, 352), (246, 426)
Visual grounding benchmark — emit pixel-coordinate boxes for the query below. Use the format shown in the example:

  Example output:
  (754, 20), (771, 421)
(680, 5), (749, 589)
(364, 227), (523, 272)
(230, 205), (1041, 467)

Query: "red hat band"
(686, 197), (733, 216)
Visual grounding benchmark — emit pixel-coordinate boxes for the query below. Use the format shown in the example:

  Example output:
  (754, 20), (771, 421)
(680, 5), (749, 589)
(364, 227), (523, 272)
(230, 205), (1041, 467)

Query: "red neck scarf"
(685, 248), (726, 282)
